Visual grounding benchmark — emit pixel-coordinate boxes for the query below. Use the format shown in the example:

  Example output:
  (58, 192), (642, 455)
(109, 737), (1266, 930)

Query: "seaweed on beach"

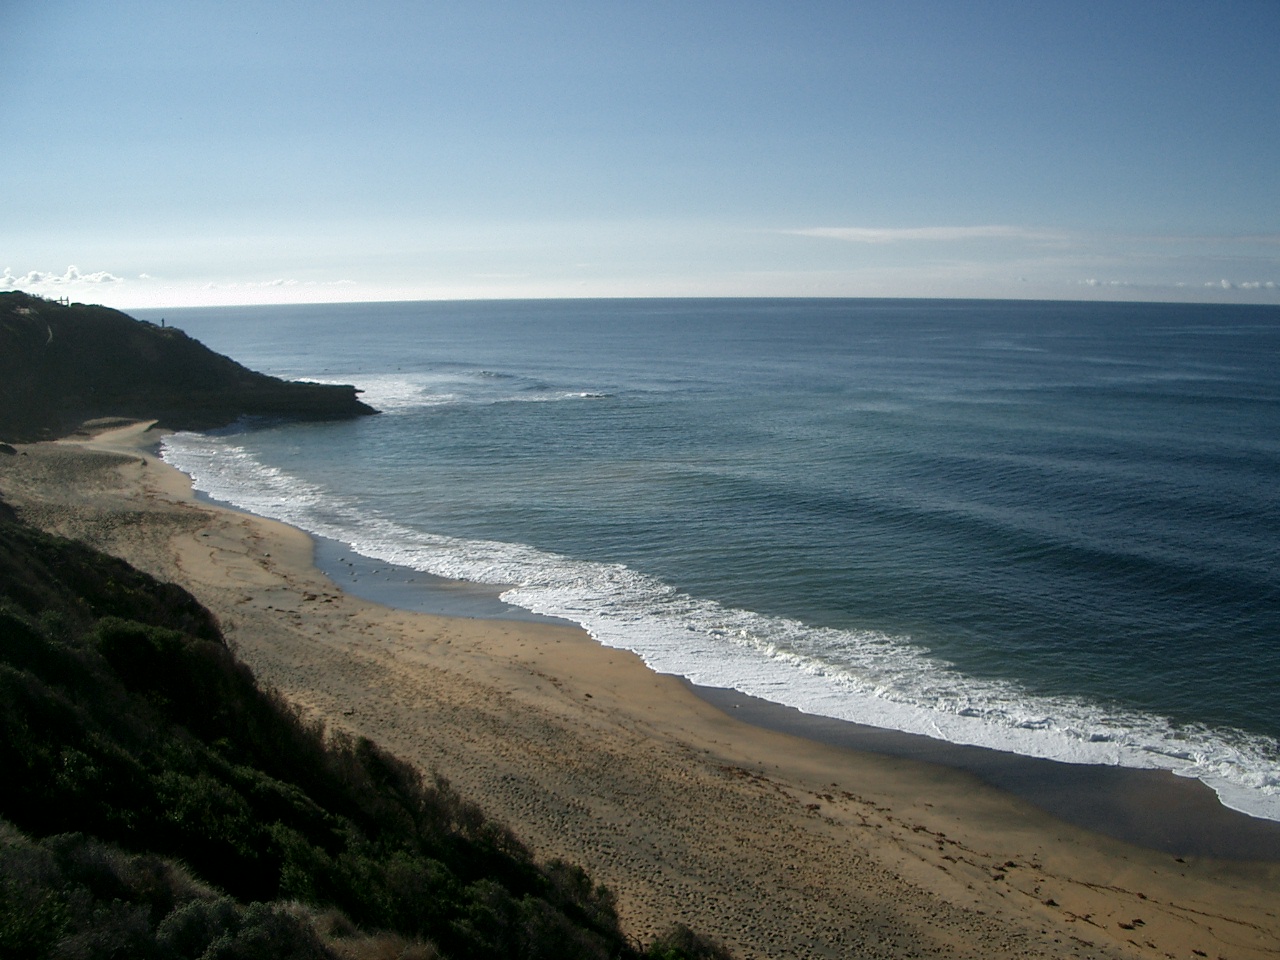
(0, 500), (730, 959)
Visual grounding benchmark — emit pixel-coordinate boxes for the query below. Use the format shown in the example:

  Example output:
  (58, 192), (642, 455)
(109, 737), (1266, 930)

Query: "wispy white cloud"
(1206, 278), (1279, 290)
(193, 277), (353, 291)
(1242, 235), (1280, 246)
(1163, 233), (1280, 246)
(784, 225), (1066, 243)
(2, 264), (124, 288)
(1083, 276), (1279, 293)
(246, 278), (355, 289)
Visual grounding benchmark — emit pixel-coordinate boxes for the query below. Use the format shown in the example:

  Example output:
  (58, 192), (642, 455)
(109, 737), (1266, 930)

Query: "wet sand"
(3, 420), (1279, 960)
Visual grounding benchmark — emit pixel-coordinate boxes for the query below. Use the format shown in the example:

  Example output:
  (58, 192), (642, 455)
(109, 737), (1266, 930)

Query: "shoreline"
(692, 685), (1280, 861)
(4, 421), (1279, 959)
(295, 515), (1280, 860)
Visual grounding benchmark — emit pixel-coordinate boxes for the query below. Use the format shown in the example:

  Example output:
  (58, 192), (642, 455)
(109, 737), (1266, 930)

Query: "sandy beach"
(3, 421), (1279, 960)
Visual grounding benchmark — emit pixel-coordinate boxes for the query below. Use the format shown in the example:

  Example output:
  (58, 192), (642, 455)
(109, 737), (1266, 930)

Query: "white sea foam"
(161, 431), (1280, 823)
(305, 374), (462, 411)
(307, 372), (611, 413)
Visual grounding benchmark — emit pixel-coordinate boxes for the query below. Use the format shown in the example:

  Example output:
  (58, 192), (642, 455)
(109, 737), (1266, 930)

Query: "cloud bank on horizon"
(3, 1), (1278, 307)
(3, 267), (124, 289)
(785, 226), (1065, 243)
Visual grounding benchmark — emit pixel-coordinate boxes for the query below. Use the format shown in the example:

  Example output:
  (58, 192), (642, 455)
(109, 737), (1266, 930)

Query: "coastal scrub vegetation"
(0, 496), (732, 959)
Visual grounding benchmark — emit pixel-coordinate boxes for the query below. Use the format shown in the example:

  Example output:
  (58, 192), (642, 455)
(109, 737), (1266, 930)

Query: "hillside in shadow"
(0, 498), (730, 959)
(0, 292), (376, 442)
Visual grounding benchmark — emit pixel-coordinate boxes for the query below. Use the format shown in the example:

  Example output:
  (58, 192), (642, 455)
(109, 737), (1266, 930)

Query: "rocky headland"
(0, 291), (376, 441)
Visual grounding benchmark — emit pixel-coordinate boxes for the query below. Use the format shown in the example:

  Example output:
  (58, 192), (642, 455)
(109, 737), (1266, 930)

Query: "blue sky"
(3, 0), (1278, 307)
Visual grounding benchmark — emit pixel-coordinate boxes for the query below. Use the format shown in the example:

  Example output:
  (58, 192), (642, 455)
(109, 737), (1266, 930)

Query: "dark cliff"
(0, 292), (377, 441)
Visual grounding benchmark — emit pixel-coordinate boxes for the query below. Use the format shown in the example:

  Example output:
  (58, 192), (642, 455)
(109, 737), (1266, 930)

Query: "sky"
(3, 0), (1279, 308)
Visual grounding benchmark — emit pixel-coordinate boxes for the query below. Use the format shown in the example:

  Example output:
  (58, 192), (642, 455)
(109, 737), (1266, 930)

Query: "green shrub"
(645, 924), (735, 960)
(0, 505), (731, 958)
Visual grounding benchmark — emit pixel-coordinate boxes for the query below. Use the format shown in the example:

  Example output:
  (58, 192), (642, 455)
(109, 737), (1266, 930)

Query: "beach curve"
(2, 420), (1278, 960)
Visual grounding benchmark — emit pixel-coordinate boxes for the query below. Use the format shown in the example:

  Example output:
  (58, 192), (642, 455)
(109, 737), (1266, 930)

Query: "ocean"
(133, 298), (1280, 823)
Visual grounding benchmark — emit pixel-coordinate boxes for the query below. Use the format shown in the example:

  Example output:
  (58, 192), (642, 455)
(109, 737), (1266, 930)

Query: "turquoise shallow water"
(137, 298), (1280, 820)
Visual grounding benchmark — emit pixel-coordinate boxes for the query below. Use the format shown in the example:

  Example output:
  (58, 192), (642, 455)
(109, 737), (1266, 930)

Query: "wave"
(161, 431), (1280, 823)
(310, 372), (613, 413)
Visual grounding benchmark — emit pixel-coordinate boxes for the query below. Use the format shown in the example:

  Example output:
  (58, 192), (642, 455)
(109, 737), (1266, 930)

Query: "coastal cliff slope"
(0, 292), (376, 441)
(0, 491), (727, 960)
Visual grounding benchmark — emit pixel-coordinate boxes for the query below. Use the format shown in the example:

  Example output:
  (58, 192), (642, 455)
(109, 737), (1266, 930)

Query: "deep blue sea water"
(134, 299), (1280, 821)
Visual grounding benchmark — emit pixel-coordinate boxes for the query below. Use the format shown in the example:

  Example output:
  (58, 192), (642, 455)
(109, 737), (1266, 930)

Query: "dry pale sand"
(3, 420), (1279, 960)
